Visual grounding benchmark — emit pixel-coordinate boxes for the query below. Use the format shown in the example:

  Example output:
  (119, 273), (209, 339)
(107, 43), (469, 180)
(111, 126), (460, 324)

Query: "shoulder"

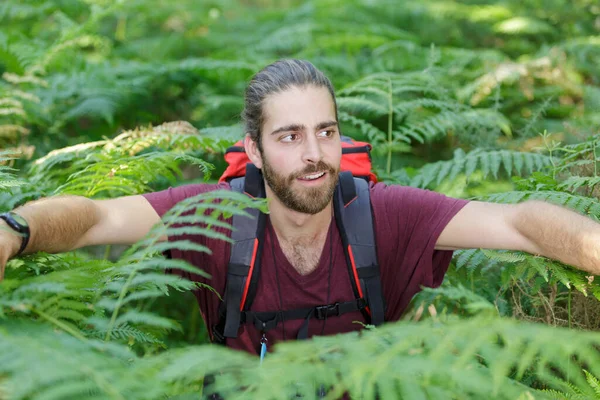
(142, 182), (231, 217)
(369, 181), (457, 206)
(368, 181), (469, 228)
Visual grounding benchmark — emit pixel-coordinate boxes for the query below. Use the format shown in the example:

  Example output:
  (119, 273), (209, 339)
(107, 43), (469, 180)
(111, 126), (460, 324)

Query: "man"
(1, 59), (598, 355)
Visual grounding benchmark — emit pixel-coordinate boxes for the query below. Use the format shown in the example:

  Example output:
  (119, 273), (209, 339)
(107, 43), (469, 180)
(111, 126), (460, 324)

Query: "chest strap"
(243, 298), (368, 340)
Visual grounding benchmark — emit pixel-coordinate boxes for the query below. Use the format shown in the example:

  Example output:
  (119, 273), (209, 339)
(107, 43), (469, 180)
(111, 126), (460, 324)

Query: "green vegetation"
(1, 0), (600, 398)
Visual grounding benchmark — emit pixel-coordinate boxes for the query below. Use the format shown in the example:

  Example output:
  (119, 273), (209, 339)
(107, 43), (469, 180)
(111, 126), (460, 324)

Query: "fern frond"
(85, 324), (164, 346)
(0, 150), (25, 192)
(410, 148), (550, 188)
(154, 317), (600, 399)
(63, 97), (118, 125)
(482, 190), (600, 217)
(453, 248), (513, 273)
(453, 248), (596, 297)
(558, 176), (600, 193)
(0, 124), (30, 138)
(86, 189), (267, 342)
(584, 370), (600, 398)
(0, 106), (25, 117)
(51, 152), (183, 197)
(2, 72), (48, 87)
(28, 121), (239, 193)
(338, 71), (440, 96)
(0, 321), (149, 400)
(170, 57), (258, 77)
(414, 283), (498, 317)
(29, 139), (107, 175)
(337, 96), (388, 117)
(338, 111), (388, 141)
(399, 108), (510, 143)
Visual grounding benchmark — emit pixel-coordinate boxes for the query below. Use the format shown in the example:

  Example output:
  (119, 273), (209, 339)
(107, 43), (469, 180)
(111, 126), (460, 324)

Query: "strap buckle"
(253, 315), (279, 332)
(315, 302), (341, 320)
(211, 325), (225, 344)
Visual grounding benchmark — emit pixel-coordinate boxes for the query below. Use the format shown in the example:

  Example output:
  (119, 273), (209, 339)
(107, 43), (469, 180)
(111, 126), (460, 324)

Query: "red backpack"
(212, 136), (385, 346)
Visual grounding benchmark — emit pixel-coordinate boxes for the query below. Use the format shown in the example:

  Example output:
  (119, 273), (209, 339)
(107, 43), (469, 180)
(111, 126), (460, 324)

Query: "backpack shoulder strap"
(213, 163), (267, 343)
(333, 171), (385, 325)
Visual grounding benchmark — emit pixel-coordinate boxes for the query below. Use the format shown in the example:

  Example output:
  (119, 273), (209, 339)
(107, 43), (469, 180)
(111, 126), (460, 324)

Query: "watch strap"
(0, 212), (30, 256)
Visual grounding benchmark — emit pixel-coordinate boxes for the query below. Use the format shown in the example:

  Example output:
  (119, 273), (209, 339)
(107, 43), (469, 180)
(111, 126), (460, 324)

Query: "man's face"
(249, 85), (342, 215)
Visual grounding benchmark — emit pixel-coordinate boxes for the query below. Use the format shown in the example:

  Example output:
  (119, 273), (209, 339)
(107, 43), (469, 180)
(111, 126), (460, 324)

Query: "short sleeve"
(141, 182), (231, 280)
(142, 182), (230, 218)
(369, 183), (469, 320)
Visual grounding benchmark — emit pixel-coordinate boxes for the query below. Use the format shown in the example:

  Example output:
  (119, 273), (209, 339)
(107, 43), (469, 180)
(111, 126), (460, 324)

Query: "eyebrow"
(270, 120), (338, 136)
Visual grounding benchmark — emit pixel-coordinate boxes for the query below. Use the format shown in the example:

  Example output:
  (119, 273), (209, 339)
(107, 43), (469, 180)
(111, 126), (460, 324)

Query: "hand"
(0, 221), (21, 280)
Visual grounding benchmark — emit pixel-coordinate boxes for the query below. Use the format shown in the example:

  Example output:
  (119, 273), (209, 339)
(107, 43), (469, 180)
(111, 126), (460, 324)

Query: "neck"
(266, 190), (333, 244)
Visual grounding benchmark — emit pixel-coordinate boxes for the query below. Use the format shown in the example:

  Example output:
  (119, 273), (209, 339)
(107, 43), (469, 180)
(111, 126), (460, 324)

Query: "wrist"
(0, 219), (22, 259)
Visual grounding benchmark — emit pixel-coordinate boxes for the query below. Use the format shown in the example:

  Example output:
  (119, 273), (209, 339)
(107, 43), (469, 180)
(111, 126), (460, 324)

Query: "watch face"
(11, 213), (28, 228)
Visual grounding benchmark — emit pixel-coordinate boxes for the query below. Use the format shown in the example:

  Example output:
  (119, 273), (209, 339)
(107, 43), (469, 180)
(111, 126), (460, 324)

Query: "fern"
(338, 71), (510, 153)
(161, 316), (600, 399)
(87, 189), (267, 342)
(25, 121), (238, 197)
(85, 324), (165, 346)
(559, 36), (600, 80)
(5, 315), (599, 399)
(482, 190), (600, 217)
(0, 150), (25, 192)
(410, 148), (552, 188)
(558, 176), (600, 192)
(541, 370), (600, 399)
(52, 152), (193, 197)
(453, 248), (598, 299)
(413, 283), (499, 317)
(1, 187), (267, 350)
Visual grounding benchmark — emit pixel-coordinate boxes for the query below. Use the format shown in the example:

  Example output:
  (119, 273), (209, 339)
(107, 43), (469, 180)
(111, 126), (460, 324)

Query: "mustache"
(291, 161), (338, 179)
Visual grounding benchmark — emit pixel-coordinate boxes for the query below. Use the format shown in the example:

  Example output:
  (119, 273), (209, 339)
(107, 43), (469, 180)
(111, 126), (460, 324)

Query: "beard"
(260, 155), (339, 215)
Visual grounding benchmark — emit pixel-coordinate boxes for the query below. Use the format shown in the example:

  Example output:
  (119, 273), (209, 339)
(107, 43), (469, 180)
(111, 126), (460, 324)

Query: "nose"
(301, 134), (323, 165)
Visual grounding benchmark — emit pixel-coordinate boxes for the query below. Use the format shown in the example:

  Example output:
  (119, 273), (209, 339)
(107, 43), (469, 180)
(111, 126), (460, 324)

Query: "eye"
(317, 129), (335, 138)
(280, 133), (299, 143)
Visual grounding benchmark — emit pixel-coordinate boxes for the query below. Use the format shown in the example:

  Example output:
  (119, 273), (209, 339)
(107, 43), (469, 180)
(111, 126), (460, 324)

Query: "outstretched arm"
(436, 200), (600, 275)
(0, 195), (163, 279)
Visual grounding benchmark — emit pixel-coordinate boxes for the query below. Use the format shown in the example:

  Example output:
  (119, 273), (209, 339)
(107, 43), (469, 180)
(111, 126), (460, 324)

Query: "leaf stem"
(593, 139), (597, 177)
(104, 269), (137, 341)
(33, 307), (88, 342)
(103, 244), (112, 260)
(568, 287), (572, 330)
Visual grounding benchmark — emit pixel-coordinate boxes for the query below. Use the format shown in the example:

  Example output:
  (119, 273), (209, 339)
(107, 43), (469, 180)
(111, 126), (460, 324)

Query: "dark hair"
(241, 59), (337, 149)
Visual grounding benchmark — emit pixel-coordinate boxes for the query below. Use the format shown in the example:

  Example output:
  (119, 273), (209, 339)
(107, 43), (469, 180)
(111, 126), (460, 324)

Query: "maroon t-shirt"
(143, 182), (468, 355)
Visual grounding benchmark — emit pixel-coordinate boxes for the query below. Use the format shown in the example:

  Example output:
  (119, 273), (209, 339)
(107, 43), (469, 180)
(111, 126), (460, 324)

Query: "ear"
(244, 134), (263, 169)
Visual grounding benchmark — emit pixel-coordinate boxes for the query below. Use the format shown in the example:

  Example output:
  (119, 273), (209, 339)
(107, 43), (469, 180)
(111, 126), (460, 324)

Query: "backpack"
(211, 136), (386, 345)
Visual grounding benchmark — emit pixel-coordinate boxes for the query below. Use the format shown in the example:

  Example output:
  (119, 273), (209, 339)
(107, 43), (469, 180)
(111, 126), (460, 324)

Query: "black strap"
(334, 172), (385, 326)
(338, 170), (356, 205)
(242, 298), (368, 338)
(243, 163), (263, 198)
(220, 165), (267, 339)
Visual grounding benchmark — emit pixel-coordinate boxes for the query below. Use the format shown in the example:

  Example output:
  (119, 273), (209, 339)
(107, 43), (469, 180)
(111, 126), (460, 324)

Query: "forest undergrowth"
(1, 0), (600, 398)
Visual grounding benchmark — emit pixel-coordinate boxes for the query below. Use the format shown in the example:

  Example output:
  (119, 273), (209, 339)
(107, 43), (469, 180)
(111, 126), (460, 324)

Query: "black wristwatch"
(0, 211), (30, 256)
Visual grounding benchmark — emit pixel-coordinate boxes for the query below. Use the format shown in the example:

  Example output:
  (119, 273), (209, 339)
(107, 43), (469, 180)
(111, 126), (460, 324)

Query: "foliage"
(0, 0), (600, 398)
(4, 312), (600, 399)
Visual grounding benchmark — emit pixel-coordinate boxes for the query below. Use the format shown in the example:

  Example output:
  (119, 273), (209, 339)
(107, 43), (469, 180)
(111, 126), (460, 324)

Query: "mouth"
(297, 171), (327, 183)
